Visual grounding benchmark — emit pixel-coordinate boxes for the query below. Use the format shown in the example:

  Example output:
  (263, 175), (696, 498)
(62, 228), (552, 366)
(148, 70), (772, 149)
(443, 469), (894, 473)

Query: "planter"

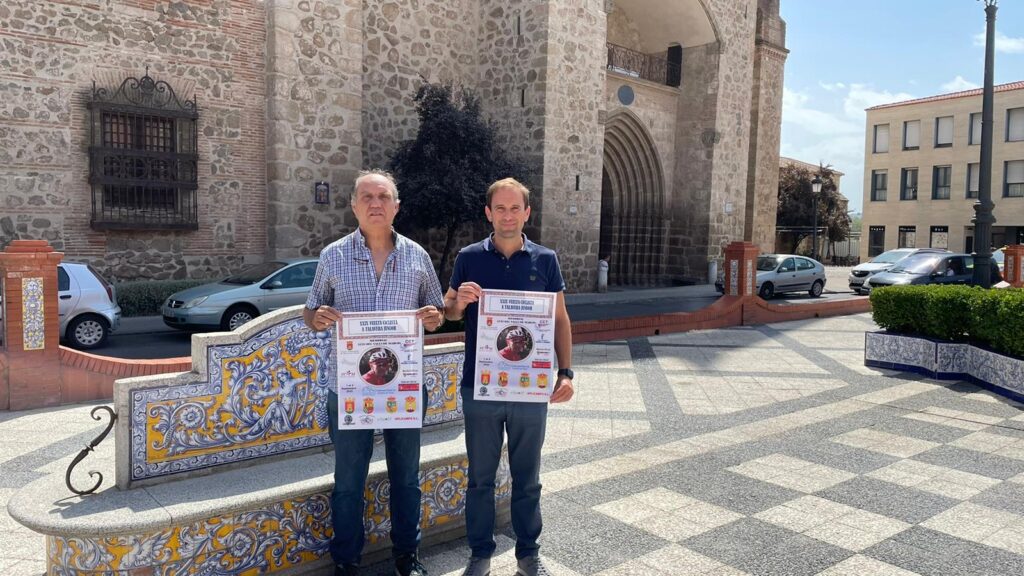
(865, 331), (1024, 402)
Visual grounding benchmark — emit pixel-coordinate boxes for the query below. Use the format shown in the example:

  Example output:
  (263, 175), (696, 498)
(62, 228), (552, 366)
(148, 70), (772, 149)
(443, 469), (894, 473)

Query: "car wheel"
(221, 305), (259, 331)
(809, 280), (824, 298)
(758, 282), (775, 299)
(67, 314), (109, 350)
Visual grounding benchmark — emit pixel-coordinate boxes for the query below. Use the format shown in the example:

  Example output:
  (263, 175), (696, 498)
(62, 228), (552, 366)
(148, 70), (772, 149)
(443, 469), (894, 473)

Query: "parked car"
(715, 254), (826, 299)
(864, 253), (980, 292)
(848, 248), (949, 294)
(162, 259), (319, 331)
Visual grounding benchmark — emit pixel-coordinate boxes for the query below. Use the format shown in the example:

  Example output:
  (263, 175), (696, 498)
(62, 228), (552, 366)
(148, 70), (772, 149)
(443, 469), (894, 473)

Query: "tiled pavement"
(4, 313), (1024, 575)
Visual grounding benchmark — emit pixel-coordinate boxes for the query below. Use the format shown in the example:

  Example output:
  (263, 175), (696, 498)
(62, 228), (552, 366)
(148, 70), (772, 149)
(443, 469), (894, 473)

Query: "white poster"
(473, 289), (557, 403)
(335, 311), (423, 429)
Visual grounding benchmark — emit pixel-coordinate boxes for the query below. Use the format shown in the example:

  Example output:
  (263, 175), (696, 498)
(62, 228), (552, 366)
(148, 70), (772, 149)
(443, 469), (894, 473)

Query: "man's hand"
(455, 282), (482, 312)
(311, 306), (342, 331)
(417, 305), (445, 332)
(550, 376), (574, 403)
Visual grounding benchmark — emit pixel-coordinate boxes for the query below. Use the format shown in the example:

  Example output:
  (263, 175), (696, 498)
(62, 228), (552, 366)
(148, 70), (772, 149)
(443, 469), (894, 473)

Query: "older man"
(304, 170), (445, 576)
(444, 178), (574, 576)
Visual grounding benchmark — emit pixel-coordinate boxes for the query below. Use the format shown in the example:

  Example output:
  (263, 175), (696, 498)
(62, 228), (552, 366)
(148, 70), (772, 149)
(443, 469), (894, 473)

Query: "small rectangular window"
(969, 112), (982, 145)
(935, 116), (953, 147)
(1008, 108), (1024, 142)
(933, 165), (951, 200)
(903, 120), (920, 150)
(870, 170), (887, 201)
(868, 226), (885, 257)
(1006, 160), (1024, 198)
(898, 225), (917, 249)
(901, 168), (918, 200)
(930, 226), (949, 249)
(967, 162), (980, 199)
(873, 124), (889, 153)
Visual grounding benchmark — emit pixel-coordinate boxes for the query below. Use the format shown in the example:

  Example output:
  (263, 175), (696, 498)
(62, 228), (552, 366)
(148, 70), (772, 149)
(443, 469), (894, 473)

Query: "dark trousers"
(327, 391), (422, 565)
(461, 387), (548, 559)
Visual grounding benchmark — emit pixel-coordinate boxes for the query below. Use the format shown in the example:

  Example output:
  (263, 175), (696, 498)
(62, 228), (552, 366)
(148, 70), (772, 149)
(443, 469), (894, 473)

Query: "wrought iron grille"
(606, 43), (681, 87)
(87, 70), (199, 230)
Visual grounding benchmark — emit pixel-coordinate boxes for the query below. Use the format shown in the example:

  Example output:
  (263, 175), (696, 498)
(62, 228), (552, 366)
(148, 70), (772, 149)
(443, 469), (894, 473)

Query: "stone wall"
(745, 35), (787, 252)
(361, 0), (480, 170)
(538, 0), (607, 291)
(0, 0), (269, 280)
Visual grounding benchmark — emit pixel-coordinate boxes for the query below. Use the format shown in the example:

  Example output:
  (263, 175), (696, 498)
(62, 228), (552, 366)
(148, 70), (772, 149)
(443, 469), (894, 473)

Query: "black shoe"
(395, 553), (429, 576)
(334, 563), (359, 576)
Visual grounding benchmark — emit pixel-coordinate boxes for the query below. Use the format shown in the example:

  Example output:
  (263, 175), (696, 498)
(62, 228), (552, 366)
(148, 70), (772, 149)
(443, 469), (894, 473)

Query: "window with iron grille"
(87, 71), (198, 230)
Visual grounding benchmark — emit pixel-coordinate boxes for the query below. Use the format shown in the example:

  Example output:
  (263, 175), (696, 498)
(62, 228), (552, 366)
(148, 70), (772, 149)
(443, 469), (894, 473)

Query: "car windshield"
(889, 254), (941, 274)
(870, 250), (913, 264)
(757, 256), (781, 271)
(223, 262), (287, 285)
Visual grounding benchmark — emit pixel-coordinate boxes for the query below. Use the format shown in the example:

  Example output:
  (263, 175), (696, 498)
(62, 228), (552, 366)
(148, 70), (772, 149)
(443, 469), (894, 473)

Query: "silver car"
(848, 248), (949, 294)
(754, 254), (827, 299)
(162, 259), (319, 331)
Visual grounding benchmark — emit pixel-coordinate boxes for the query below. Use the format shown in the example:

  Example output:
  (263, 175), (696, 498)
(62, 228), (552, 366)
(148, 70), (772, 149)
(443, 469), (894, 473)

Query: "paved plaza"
(5, 313), (1024, 575)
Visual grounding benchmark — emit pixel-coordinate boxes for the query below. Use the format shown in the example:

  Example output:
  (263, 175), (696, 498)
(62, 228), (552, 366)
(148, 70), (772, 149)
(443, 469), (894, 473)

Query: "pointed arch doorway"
(600, 111), (667, 286)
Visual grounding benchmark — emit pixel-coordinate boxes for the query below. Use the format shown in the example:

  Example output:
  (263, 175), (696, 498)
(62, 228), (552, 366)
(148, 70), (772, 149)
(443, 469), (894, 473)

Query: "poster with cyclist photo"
(335, 310), (423, 429)
(474, 289), (556, 403)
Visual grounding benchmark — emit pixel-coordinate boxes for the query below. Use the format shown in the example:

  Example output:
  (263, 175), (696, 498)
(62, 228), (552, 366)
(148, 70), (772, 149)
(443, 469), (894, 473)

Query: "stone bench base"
(11, 429), (510, 575)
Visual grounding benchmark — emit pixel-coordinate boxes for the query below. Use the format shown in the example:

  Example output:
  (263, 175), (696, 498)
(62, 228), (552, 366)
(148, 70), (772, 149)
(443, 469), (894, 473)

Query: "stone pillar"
(1004, 245), (1024, 287)
(723, 241), (759, 297)
(0, 240), (64, 410)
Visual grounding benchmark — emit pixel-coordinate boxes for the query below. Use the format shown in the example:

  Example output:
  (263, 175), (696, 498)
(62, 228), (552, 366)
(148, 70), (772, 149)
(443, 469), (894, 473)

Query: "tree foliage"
(776, 163), (851, 254)
(390, 82), (524, 280)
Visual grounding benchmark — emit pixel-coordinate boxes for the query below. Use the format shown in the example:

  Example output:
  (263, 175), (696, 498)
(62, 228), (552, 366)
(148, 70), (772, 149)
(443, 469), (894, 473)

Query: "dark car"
(865, 253), (1001, 292)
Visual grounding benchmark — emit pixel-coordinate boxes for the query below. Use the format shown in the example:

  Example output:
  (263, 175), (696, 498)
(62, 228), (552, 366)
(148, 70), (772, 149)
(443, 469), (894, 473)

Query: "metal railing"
(606, 43), (680, 87)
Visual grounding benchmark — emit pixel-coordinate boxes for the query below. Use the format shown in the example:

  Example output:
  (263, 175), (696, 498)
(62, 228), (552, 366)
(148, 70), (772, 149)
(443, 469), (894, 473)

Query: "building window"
(903, 120), (920, 150)
(1006, 160), (1024, 198)
(873, 124), (889, 153)
(87, 71), (198, 230)
(868, 226), (885, 257)
(935, 116), (953, 147)
(930, 226), (949, 249)
(901, 168), (918, 200)
(967, 162), (980, 199)
(1008, 108), (1024, 142)
(969, 112), (982, 145)
(898, 225), (917, 249)
(932, 165), (951, 200)
(870, 170), (888, 201)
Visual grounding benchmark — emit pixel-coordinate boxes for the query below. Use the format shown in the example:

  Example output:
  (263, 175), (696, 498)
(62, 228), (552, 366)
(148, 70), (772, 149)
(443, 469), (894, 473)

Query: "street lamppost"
(811, 175), (823, 260)
(973, 0), (998, 288)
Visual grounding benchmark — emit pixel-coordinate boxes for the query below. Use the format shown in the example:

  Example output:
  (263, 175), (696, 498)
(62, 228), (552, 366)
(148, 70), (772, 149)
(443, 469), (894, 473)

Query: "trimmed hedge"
(871, 285), (1024, 359)
(115, 279), (209, 317)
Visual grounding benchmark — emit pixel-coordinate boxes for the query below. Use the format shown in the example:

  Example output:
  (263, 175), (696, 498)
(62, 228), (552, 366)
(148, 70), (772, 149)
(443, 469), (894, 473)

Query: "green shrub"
(872, 285), (1024, 359)
(115, 279), (209, 317)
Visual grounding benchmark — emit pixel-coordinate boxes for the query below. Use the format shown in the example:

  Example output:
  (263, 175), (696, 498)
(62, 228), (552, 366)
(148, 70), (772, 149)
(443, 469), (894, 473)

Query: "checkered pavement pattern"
(4, 313), (1024, 576)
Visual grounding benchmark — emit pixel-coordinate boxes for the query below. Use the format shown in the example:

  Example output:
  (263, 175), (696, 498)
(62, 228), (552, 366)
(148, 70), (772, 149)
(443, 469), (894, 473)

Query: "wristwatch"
(556, 368), (574, 380)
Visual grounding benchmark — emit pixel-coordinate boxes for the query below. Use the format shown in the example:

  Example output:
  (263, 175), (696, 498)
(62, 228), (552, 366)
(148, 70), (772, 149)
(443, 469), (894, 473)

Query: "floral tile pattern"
(22, 277), (44, 351)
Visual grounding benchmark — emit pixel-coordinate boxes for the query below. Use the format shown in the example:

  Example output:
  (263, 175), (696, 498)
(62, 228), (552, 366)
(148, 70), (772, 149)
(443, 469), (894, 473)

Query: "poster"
(335, 310), (423, 429)
(473, 289), (557, 403)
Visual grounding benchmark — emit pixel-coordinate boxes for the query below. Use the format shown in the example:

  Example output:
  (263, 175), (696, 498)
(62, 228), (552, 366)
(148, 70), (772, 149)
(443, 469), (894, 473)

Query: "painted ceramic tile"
(22, 277), (44, 351)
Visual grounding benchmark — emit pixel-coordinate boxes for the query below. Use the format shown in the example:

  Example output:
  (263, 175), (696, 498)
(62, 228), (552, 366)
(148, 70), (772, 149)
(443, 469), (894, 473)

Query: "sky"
(779, 0), (1024, 214)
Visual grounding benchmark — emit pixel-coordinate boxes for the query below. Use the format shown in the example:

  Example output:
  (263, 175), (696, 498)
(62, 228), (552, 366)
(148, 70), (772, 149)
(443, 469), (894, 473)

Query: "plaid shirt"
(305, 228), (444, 314)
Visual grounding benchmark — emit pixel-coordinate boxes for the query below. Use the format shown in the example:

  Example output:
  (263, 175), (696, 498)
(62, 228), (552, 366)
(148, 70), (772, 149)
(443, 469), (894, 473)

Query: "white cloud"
(941, 76), (980, 92)
(973, 30), (1024, 54)
(783, 87), (861, 136)
(818, 81), (846, 92)
(842, 84), (915, 120)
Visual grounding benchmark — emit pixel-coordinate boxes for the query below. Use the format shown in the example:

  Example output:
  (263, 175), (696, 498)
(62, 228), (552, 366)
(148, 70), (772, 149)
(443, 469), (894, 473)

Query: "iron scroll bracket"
(65, 406), (117, 496)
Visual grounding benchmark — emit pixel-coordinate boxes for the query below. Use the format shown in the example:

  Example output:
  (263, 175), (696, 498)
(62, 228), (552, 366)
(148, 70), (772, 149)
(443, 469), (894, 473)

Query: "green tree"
(390, 83), (524, 281)
(776, 163), (850, 255)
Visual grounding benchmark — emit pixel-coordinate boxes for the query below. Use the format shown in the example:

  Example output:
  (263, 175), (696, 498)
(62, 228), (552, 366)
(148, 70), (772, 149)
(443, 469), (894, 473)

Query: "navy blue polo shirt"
(449, 234), (566, 388)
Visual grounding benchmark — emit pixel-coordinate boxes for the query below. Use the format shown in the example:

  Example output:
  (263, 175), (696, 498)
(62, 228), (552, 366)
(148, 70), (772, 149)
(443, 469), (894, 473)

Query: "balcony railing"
(606, 42), (680, 87)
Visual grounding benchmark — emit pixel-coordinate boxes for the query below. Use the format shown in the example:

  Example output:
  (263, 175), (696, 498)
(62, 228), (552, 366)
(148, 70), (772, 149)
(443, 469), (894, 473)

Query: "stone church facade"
(0, 0), (786, 292)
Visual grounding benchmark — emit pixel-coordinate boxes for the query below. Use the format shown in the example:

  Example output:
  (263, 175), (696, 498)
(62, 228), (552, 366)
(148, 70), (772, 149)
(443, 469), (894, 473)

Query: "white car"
(848, 248), (949, 294)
